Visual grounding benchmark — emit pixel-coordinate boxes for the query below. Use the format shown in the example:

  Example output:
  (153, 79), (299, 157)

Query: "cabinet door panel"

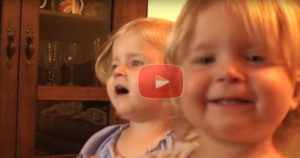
(17, 0), (39, 157)
(0, 0), (21, 157)
(35, 101), (110, 156)
(36, 0), (112, 157)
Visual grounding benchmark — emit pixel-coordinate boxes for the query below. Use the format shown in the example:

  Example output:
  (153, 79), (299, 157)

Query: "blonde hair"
(166, 0), (300, 152)
(95, 18), (174, 84)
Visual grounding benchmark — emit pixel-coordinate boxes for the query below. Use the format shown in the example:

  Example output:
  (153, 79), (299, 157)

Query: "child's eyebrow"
(191, 42), (216, 52)
(126, 53), (143, 59)
(111, 52), (144, 62)
(112, 55), (119, 61)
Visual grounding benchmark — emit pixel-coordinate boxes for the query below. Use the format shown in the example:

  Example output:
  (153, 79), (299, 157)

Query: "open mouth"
(115, 85), (129, 95)
(209, 98), (253, 105)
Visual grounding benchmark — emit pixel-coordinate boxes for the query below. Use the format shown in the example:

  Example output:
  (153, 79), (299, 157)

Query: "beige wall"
(147, 0), (186, 21)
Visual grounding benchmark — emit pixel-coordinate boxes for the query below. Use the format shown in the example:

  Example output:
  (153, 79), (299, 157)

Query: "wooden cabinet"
(0, 0), (147, 158)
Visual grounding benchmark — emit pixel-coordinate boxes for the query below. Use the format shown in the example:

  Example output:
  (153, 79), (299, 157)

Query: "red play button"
(155, 75), (169, 88)
(138, 65), (183, 99)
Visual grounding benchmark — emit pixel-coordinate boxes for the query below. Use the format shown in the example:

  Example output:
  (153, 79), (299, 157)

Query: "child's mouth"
(209, 98), (253, 105)
(115, 85), (129, 95)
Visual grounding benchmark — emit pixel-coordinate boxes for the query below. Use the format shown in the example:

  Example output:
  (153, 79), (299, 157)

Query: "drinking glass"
(43, 41), (62, 85)
(93, 38), (101, 86)
(64, 42), (79, 85)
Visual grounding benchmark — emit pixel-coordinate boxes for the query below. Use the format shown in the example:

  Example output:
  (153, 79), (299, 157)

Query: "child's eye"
(111, 64), (118, 70)
(193, 56), (215, 65)
(131, 59), (144, 67)
(246, 55), (265, 62)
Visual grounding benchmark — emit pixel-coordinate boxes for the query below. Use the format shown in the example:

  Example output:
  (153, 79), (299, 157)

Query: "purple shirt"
(78, 124), (175, 158)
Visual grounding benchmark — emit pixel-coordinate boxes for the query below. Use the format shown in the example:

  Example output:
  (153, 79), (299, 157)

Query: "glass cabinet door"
(36, 0), (112, 157)
(38, 0), (112, 87)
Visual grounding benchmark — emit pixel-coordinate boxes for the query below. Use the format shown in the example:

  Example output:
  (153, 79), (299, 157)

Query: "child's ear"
(290, 82), (300, 110)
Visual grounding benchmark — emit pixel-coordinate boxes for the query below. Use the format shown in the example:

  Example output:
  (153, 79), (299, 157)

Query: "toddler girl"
(151, 0), (300, 158)
(79, 18), (174, 158)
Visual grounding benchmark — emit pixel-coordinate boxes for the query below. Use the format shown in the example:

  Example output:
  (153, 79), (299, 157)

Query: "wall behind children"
(147, 0), (186, 21)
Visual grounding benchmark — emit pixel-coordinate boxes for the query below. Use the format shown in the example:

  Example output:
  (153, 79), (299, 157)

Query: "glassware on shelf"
(41, 41), (62, 86)
(39, 0), (57, 11)
(64, 42), (79, 85)
(40, 0), (47, 9)
(93, 38), (101, 58)
(57, 0), (84, 15)
(82, 0), (103, 17)
(93, 38), (101, 86)
(40, 0), (84, 14)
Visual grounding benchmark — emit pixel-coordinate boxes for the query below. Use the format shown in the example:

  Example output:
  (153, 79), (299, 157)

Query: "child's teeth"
(218, 100), (243, 105)
(219, 100), (232, 105)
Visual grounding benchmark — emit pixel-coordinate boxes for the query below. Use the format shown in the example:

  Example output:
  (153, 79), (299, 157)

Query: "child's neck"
(191, 131), (284, 158)
(128, 118), (172, 135)
(114, 119), (172, 158)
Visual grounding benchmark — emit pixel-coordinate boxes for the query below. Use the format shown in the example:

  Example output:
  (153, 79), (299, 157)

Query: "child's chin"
(207, 124), (266, 144)
(115, 107), (135, 119)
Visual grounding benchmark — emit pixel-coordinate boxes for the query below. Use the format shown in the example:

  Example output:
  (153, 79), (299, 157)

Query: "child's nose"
(215, 61), (245, 83)
(113, 65), (127, 77)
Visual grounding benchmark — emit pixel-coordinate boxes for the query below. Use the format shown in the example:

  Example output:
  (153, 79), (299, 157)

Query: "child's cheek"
(182, 75), (205, 110)
(106, 78), (115, 99)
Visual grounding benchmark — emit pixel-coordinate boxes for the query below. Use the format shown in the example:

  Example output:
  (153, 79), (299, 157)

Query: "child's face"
(180, 3), (299, 144)
(106, 29), (166, 122)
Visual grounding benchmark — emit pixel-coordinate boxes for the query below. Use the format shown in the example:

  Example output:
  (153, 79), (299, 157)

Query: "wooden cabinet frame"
(0, 0), (147, 158)
(0, 0), (21, 157)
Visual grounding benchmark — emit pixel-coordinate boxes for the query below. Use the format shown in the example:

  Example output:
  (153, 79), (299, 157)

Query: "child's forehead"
(112, 52), (143, 60)
(112, 32), (163, 58)
(188, 2), (287, 49)
(111, 47), (161, 61)
(188, 1), (283, 36)
(112, 32), (146, 53)
(189, 6), (254, 44)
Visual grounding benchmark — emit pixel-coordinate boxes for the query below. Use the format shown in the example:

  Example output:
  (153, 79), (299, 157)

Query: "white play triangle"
(155, 75), (169, 88)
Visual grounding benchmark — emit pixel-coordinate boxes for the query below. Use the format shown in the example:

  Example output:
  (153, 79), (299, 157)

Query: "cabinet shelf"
(37, 86), (109, 101)
(36, 154), (77, 158)
(40, 9), (103, 23)
(39, 9), (108, 42)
